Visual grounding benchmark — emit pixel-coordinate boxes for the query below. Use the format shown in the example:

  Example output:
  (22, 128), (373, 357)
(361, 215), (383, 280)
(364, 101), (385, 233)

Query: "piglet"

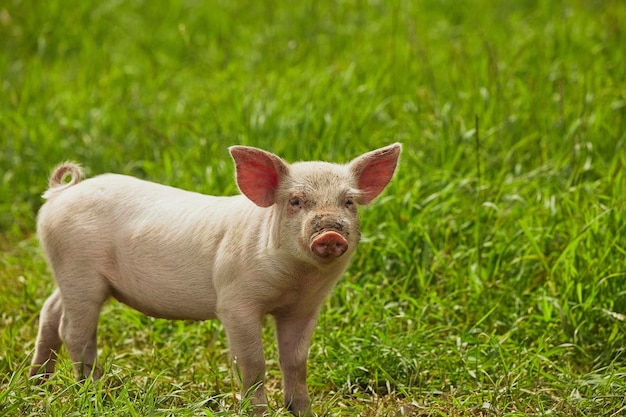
(30, 143), (401, 415)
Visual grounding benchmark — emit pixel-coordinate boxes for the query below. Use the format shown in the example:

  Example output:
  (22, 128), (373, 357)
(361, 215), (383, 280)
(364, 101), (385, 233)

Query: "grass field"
(1, 0), (626, 415)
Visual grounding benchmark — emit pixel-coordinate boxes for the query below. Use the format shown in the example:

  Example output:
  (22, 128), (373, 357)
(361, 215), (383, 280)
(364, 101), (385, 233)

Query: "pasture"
(1, 0), (625, 415)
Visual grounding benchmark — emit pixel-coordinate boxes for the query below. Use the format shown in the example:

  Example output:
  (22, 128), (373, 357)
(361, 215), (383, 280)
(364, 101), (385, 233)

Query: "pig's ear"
(349, 143), (402, 205)
(229, 146), (289, 207)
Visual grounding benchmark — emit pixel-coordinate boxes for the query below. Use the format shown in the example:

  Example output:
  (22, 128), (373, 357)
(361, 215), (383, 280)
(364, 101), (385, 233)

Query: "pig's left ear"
(229, 146), (289, 207)
(349, 143), (402, 205)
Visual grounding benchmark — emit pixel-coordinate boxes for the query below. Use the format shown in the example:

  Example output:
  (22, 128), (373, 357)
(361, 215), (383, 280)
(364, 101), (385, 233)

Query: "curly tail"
(42, 162), (84, 199)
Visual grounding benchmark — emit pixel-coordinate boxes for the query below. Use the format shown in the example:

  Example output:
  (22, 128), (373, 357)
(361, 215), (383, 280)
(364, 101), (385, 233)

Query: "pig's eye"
(289, 197), (303, 208)
(345, 197), (354, 207)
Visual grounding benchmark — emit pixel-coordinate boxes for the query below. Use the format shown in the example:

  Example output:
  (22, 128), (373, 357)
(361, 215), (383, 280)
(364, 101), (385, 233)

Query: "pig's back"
(38, 173), (240, 249)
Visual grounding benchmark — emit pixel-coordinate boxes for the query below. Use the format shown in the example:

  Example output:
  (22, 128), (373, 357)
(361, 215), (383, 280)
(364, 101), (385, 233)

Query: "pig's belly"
(105, 268), (218, 321)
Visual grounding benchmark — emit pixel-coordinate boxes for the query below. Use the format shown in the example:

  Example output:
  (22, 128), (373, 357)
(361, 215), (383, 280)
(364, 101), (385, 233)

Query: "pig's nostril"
(311, 231), (348, 258)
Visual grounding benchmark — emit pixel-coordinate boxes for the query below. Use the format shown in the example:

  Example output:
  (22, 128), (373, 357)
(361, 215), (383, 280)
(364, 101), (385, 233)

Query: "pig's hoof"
(29, 371), (52, 385)
(287, 401), (313, 416)
(311, 231), (348, 258)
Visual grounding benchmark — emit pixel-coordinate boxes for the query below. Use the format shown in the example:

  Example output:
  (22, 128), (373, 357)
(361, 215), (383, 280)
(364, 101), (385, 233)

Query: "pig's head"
(229, 144), (401, 266)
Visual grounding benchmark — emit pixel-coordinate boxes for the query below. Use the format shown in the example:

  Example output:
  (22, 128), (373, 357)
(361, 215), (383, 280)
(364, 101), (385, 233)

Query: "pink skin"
(30, 143), (401, 416)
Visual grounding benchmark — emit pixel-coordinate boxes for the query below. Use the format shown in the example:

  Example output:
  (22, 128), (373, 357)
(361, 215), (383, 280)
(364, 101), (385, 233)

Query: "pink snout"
(311, 231), (349, 258)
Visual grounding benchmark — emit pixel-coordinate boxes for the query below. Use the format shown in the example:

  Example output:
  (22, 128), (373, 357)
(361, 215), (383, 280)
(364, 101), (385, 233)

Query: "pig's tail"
(42, 162), (84, 199)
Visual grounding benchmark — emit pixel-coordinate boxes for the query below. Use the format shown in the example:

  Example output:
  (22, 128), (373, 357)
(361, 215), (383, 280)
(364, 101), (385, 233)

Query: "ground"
(1, 0), (626, 415)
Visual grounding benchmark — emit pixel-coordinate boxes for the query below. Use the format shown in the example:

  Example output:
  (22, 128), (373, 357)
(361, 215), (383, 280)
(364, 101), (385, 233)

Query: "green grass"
(2, 0), (626, 415)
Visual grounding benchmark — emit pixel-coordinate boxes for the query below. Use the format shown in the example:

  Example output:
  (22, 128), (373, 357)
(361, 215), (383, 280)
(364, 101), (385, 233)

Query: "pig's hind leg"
(30, 288), (63, 379)
(56, 269), (110, 380)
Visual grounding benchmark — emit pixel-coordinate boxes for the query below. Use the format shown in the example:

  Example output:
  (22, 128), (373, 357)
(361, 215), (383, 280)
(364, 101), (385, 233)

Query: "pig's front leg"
(275, 313), (318, 416)
(218, 305), (268, 414)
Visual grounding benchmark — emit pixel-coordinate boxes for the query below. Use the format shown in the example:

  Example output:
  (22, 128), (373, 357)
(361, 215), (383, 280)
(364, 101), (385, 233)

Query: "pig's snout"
(311, 231), (349, 258)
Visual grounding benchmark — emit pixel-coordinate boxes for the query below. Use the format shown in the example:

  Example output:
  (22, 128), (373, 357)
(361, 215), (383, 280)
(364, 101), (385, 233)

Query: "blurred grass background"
(1, 0), (625, 415)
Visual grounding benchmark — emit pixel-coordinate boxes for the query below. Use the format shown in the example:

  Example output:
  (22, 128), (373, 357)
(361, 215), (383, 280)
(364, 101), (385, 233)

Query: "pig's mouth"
(310, 230), (349, 259)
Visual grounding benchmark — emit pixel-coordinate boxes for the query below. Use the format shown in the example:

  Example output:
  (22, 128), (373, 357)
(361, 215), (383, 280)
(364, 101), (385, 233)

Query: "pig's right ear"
(229, 146), (289, 207)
